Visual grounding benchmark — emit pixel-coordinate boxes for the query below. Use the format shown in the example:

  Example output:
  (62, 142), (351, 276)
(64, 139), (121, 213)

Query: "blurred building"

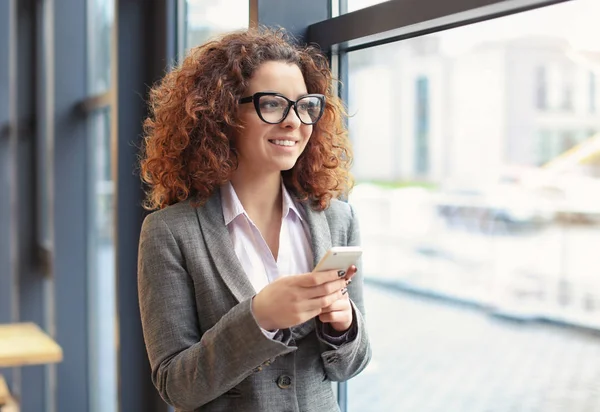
(349, 36), (600, 186)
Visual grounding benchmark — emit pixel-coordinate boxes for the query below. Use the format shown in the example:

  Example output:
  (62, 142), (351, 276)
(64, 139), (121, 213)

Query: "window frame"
(308, 0), (571, 53)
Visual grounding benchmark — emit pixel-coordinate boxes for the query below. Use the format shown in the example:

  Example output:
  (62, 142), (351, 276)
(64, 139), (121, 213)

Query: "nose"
(280, 106), (302, 129)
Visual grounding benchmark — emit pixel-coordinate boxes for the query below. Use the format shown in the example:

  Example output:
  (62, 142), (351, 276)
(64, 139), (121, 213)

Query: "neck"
(229, 169), (282, 221)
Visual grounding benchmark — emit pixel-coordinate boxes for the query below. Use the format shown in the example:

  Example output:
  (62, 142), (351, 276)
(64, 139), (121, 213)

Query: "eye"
(297, 102), (310, 112)
(298, 97), (321, 113)
(259, 97), (285, 111)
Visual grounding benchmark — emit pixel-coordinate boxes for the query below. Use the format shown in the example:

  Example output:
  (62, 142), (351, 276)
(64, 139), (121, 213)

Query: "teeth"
(271, 140), (296, 147)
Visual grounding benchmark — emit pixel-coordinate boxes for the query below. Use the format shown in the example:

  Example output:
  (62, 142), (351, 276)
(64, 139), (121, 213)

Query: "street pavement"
(347, 282), (600, 412)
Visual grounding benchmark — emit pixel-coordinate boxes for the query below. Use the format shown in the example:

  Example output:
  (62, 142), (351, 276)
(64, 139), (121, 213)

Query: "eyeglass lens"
(258, 95), (323, 124)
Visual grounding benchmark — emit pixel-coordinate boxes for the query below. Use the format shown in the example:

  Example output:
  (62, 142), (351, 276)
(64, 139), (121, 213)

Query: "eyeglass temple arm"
(238, 96), (254, 104)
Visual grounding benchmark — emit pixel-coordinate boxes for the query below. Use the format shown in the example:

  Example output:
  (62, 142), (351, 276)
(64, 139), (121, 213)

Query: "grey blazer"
(137, 190), (371, 412)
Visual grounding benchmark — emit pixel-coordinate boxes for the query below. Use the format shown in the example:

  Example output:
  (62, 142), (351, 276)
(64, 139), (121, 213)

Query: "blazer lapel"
(302, 203), (332, 269)
(195, 191), (256, 303)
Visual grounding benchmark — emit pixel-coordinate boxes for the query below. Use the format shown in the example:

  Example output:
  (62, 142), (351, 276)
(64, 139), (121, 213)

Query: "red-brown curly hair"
(140, 27), (353, 211)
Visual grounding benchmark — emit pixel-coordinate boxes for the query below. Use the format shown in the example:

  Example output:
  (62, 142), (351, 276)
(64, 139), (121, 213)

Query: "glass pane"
(36, 0), (51, 250)
(344, 0), (389, 13)
(346, 1), (600, 410)
(184, 0), (249, 53)
(87, 0), (114, 94)
(87, 107), (117, 412)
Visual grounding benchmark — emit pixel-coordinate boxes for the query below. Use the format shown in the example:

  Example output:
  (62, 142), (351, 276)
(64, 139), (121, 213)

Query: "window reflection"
(346, 1), (600, 410)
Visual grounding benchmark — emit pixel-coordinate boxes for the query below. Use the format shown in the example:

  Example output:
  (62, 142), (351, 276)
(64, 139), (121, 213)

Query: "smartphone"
(313, 246), (362, 272)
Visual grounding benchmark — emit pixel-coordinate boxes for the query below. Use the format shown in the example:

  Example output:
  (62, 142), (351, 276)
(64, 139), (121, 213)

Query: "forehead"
(247, 61), (307, 98)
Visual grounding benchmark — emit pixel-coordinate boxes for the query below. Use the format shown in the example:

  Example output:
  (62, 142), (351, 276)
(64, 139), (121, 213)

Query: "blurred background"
(1, 0), (599, 411)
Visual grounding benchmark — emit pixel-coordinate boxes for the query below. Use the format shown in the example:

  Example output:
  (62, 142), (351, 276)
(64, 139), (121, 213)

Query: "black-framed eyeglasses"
(238, 92), (326, 125)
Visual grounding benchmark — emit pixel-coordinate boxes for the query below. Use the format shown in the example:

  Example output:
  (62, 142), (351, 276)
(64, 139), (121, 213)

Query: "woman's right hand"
(251, 270), (349, 331)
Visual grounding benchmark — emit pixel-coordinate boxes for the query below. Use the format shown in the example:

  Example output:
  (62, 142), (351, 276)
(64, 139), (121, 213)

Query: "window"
(415, 76), (430, 175)
(345, 2), (600, 410)
(36, 0), (52, 253)
(591, 71), (597, 113)
(562, 68), (574, 111)
(560, 130), (576, 153)
(345, 0), (389, 13)
(548, 65), (563, 111)
(347, 54), (395, 181)
(87, 0), (114, 95)
(87, 107), (117, 412)
(86, 1), (116, 411)
(536, 66), (547, 110)
(536, 129), (554, 165)
(182, 0), (248, 54)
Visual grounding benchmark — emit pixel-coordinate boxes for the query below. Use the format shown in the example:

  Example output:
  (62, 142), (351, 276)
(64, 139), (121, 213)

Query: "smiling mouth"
(269, 139), (297, 147)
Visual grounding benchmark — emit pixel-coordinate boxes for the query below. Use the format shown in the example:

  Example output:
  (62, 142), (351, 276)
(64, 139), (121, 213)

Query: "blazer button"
(276, 375), (292, 389)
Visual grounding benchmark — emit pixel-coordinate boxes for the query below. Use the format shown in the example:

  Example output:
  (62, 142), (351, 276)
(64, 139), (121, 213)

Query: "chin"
(278, 160), (299, 172)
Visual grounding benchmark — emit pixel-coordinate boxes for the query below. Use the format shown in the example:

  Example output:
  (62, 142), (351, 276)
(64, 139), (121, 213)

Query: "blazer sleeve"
(316, 203), (372, 381)
(137, 212), (296, 410)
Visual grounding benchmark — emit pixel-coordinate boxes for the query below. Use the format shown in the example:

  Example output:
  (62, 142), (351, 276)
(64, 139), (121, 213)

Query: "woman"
(138, 27), (371, 412)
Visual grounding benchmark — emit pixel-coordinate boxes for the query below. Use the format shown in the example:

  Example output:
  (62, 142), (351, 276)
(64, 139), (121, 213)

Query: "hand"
(252, 269), (348, 331)
(318, 265), (357, 333)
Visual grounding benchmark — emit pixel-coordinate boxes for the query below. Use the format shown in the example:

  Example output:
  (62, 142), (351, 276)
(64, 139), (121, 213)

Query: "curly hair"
(140, 27), (354, 211)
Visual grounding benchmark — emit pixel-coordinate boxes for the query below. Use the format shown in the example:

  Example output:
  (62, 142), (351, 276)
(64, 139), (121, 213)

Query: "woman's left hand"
(318, 294), (353, 332)
(317, 264), (357, 332)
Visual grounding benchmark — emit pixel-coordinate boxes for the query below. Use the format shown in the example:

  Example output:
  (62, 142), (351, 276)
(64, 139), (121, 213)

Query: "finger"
(303, 278), (348, 300)
(298, 269), (346, 288)
(305, 286), (346, 311)
(322, 291), (351, 310)
(318, 310), (352, 324)
(320, 298), (350, 314)
(343, 265), (358, 281)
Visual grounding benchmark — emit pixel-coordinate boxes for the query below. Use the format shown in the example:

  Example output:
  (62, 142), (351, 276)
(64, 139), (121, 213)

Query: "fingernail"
(341, 287), (348, 295)
(346, 279), (352, 285)
(337, 270), (346, 277)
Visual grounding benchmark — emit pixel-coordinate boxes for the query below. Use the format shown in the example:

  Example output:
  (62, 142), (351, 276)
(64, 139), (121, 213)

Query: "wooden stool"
(0, 374), (8, 406)
(0, 322), (62, 412)
(0, 323), (62, 367)
(0, 395), (19, 412)
(0, 374), (19, 412)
